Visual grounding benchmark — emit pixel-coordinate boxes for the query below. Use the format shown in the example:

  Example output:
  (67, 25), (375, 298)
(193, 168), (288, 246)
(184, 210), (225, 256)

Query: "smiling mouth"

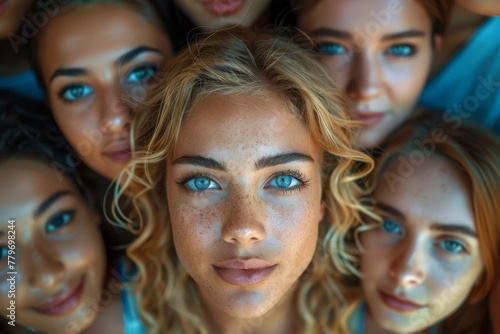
(33, 277), (85, 316)
(378, 290), (425, 313)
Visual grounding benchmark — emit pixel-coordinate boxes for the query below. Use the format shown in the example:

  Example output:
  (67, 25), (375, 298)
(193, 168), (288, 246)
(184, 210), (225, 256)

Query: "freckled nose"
(222, 195), (266, 245)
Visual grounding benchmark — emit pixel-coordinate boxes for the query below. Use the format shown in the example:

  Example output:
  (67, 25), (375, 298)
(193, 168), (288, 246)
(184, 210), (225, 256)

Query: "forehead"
(374, 155), (475, 228)
(0, 159), (77, 220)
(171, 92), (320, 162)
(38, 4), (165, 71)
(300, 0), (432, 33)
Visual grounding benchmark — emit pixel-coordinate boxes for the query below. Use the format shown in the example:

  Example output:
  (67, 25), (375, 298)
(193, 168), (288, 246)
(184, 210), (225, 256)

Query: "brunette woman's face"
(0, 159), (106, 333)
(166, 92), (325, 320)
(360, 155), (483, 333)
(298, 0), (437, 149)
(174, 0), (271, 30)
(39, 3), (173, 181)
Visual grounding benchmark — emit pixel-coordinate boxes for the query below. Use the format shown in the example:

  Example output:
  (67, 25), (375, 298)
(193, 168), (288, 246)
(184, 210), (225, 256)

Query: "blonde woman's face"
(166, 92), (325, 322)
(0, 160), (106, 333)
(298, 0), (436, 149)
(360, 155), (483, 333)
(39, 3), (173, 181)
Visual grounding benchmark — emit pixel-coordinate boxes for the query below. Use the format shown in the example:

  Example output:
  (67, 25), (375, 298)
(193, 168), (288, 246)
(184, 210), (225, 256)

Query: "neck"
(202, 287), (298, 334)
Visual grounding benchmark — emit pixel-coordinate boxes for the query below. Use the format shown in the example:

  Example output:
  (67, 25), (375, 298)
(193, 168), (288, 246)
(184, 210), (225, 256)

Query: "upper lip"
(33, 278), (83, 311)
(102, 140), (131, 155)
(379, 290), (424, 308)
(213, 258), (275, 270)
(353, 110), (387, 118)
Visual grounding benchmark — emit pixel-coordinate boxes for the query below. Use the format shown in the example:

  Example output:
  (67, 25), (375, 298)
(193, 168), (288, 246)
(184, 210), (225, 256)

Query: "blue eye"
(0, 247), (8, 262)
(125, 64), (158, 83)
(58, 84), (93, 102)
(317, 42), (347, 56)
(386, 44), (415, 57)
(381, 219), (403, 235)
(184, 177), (219, 191)
(267, 174), (302, 190)
(46, 210), (75, 233)
(440, 239), (466, 254)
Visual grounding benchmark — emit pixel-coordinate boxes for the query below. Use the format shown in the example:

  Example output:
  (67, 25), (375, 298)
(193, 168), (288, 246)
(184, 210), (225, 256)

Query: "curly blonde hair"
(113, 28), (374, 333)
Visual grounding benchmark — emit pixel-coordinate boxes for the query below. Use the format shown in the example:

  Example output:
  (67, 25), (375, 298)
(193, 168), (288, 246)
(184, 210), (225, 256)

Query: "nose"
(222, 193), (266, 246)
(345, 51), (383, 101)
(99, 84), (133, 136)
(24, 244), (65, 291)
(389, 239), (426, 288)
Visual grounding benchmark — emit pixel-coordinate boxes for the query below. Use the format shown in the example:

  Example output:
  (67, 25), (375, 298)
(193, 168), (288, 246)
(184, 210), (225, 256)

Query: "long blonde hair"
(114, 28), (374, 333)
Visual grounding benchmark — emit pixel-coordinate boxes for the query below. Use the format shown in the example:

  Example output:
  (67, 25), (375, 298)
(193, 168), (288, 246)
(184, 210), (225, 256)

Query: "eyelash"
(57, 83), (93, 104)
(175, 172), (218, 194)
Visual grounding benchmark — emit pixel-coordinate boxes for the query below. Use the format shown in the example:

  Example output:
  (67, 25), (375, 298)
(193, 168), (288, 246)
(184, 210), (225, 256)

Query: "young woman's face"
(174, 0), (271, 30)
(166, 92), (325, 321)
(360, 155), (483, 333)
(39, 3), (173, 181)
(0, 159), (106, 333)
(298, 0), (436, 149)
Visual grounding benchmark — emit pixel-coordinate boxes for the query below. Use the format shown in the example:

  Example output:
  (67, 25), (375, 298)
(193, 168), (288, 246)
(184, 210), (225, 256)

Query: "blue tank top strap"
(116, 258), (146, 334)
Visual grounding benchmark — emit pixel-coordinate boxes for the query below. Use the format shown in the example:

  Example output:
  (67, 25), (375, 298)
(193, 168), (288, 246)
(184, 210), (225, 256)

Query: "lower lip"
(201, 0), (246, 16)
(379, 291), (423, 313)
(355, 113), (386, 129)
(214, 265), (277, 286)
(103, 151), (131, 163)
(34, 278), (85, 316)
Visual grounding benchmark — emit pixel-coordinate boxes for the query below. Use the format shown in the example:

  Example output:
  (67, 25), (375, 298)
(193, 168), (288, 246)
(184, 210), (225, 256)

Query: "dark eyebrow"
(50, 68), (88, 83)
(115, 46), (163, 66)
(172, 156), (227, 171)
(309, 28), (352, 40)
(375, 202), (406, 221)
(34, 191), (71, 219)
(309, 28), (425, 41)
(255, 153), (314, 170)
(431, 224), (478, 238)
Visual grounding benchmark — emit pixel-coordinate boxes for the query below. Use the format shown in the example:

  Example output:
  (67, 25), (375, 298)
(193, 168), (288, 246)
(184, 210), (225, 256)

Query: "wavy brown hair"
(113, 28), (375, 333)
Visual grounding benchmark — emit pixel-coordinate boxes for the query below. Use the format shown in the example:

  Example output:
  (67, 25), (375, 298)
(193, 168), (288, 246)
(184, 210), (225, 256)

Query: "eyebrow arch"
(255, 153), (314, 170)
(172, 156), (227, 171)
(431, 224), (478, 238)
(375, 202), (406, 221)
(34, 191), (71, 219)
(50, 68), (88, 83)
(115, 46), (163, 67)
(309, 28), (426, 41)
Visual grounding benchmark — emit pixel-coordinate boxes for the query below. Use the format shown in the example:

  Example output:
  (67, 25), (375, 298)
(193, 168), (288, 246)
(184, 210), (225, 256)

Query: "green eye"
(58, 84), (93, 102)
(126, 64), (158, 83)
(381, 219), (403, 235)
(46, 210), (75, 233)
(386, 44), (415, 57)
(317, 42), (347, 56)
(440, 239), (466, 254)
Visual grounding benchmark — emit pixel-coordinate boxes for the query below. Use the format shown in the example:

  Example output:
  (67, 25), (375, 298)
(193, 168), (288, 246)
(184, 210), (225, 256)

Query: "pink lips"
(201, 0), (246, 16)
(379, 290), (425, 313)
(33, 277), (85, 316)
(213, 259), (277, 286)
(354, 111), (387, 129)
(102, 141), (131, 163)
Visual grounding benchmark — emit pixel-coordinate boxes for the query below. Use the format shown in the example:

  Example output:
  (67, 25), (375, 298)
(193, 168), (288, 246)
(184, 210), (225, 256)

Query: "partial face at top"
(166, 92), (325, 323)
(174, 0), (271, 30)
(360, 155), (483, 333)
(298, 0), (436, 149)
(0, 159), (106, 333)
(0, 0), (34, 38)
(39, 3), (173, 181)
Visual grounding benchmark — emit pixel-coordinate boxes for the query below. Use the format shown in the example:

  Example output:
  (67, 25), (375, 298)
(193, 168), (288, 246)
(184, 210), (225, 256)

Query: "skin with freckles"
(166, 92), (325, 332)
(37, 3), (173, 181)
(298, 0), (439, 149)
(360, 155), (484, 333)
(174, 0), (271, 30)
(0, 159), (106, 333)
